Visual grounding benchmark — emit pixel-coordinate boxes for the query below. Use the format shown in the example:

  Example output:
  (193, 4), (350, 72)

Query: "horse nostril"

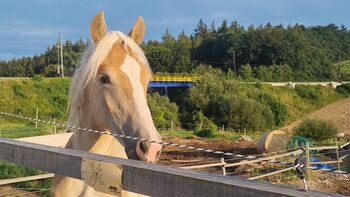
(136, 140), (150, 161)
(140, 140), (151, 151)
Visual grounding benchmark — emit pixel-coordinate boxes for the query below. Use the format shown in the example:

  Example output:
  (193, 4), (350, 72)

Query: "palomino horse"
(52, 12), (162, 196)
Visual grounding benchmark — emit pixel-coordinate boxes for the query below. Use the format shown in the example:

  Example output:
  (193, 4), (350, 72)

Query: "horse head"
(69, 12), (162, 163)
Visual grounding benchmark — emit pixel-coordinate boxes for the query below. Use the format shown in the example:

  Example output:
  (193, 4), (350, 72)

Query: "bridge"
(149, 75), (200, 87)
(149, 75), (200, 95)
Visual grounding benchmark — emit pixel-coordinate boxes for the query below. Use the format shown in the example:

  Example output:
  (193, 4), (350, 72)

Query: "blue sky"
(0, 0), (349, 60)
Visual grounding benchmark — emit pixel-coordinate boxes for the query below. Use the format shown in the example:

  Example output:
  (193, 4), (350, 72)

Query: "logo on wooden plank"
(81, 158), (123, 196)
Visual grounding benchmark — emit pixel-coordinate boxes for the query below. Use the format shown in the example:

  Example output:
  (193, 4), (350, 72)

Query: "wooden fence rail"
(0, 173), (54, 186)
(0, 138), (343, 197)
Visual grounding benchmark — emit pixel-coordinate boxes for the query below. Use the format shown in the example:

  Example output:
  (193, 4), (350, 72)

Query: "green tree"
(240, 64), (253, 80)
(147, 93), (179, 129)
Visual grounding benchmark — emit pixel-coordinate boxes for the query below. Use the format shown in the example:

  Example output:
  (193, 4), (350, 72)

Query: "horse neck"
(67, 102), (113, 153)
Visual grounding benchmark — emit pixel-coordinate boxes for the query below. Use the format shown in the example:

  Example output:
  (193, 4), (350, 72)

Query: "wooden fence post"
(35, 108), (39, 128)
(221, 158), (226, 176)
(171, 120), (174, 132)
(53, 118), (57, 134)
(335, 139), (340, 171)
(306, 142), (310, 181)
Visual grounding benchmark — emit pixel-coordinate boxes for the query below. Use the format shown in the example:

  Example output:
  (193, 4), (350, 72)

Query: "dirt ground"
(158, 136), (257, 165)
(280, 171), (350, 196)
(158, 136), (350, 196)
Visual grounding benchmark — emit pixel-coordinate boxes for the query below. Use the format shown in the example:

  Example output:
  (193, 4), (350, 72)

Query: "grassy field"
(0, 119), (53, 195)
(160, 129), (264, 141)
(0, 119), (53, 139)
(0, 77), (70, 120)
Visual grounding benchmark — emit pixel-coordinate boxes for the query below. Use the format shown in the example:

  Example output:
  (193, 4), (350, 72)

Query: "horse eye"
(100, 75), (111, 84)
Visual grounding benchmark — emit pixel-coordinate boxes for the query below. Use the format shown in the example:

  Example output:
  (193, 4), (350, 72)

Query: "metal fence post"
(306, 142), (310, 181)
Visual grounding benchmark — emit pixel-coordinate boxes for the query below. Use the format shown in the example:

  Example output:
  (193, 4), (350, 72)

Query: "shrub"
(207, 94), (275, 131)
(32, 74), (44, 82)
(12, 84), (27, 98)
(194, 129), (214, 138)
(295, 86), (322, 101)
(294, 118), (338, 141)
(147, 93), (179, 129)
(336, 83), (350, 95)
(249, 92), (289, 126)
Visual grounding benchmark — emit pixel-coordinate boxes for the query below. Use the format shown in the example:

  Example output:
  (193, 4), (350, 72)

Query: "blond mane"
(68, 31), (150, 126)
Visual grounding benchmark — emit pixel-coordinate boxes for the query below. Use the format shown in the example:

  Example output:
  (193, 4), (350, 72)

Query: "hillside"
(0, 77), (348, 132)
(281, 97), (350, 134)
(0, 77), (70, 120)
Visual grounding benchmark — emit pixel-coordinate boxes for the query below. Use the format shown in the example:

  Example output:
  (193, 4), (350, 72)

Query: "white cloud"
(0, 19), (76, 38)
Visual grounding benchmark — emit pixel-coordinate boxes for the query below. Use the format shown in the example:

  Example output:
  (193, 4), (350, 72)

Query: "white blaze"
(120, 55), (158, 141)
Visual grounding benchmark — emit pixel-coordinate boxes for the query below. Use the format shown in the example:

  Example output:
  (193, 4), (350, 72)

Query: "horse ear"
(90, 11), (107, 43)
(128, 16), (145, 45)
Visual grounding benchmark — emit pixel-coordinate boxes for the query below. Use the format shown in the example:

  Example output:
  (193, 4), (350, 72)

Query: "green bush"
(32, 74), (44, 81)
(336, 83), (350, 95)
(147, 93), (179, 129)
(295, 86), (322, 101)
(12, 83), (27, 98)
(189, 111), (217, 131)
(194, 129), (214, 138)
(249, 92), (288, 126)
(294, 118), (338, 141)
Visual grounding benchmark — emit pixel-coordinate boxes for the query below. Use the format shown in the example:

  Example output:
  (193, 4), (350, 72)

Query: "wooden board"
(0, 138), (343, 197)
(0, 173), (54, 186)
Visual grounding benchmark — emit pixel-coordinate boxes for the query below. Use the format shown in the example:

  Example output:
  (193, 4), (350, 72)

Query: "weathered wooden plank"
(0, 173), (54, 185)
(248, 166), (295, 180)
(179, 161), (225, 169)
(309, 146), (338, 150)
(225, 149), (303, 168)
(0, 138), (343, 197)
(309, 160), (342, 165)
(340, 154), (349, 160)
(340, 142), (350, 149)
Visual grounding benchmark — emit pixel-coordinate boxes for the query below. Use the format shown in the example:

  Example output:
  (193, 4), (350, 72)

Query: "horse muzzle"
(135, 140), (162, 163)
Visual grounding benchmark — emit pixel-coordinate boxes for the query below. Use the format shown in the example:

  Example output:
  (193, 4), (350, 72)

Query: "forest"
(0, 20), (350, 81)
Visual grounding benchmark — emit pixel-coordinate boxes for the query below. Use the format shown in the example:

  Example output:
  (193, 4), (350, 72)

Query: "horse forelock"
(68, 31), (150, 126)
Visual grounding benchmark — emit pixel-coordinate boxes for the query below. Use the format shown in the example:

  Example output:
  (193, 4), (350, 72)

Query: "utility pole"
(338, 55), (341, 83)
(56, 38), (60, 76)
(59, 32), (64, 77)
